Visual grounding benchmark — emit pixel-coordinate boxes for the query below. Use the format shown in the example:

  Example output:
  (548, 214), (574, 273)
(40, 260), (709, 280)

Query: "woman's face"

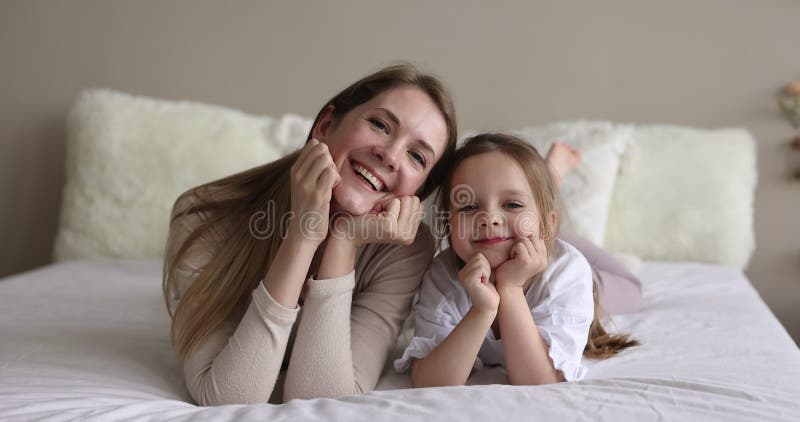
(313, 86), (449, 215)
(448, 152), (543, 268)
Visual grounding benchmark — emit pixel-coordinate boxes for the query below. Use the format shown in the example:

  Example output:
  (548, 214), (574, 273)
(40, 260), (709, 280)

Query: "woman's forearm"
(282, 270), (357, 399)
(317, 235), (358, 280)
(263, 235), (319, 309)
(282, 234), (360, 400)
(411, 308), (495, 388)
(497, 287), (561, 385)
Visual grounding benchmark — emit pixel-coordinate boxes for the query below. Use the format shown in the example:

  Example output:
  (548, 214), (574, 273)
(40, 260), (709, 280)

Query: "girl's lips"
(475, 237), (511, 246)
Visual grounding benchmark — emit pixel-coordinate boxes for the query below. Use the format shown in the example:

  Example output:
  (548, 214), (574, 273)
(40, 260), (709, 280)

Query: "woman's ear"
(311, 105), (336, 141)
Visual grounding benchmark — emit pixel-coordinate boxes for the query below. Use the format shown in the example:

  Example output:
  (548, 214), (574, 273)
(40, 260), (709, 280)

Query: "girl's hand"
(331, 194), (423, 247)
(287, 139), (341, 246)
(495, 236), (548, 294)
(458, 253), (500, 315)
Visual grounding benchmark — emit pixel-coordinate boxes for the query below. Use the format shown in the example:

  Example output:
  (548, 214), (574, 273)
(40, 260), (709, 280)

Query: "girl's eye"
(409, 151), (427, 168)
(368, 118), (390, 134)
(505, 202), (524, 209)
(458, 204), (478, 212)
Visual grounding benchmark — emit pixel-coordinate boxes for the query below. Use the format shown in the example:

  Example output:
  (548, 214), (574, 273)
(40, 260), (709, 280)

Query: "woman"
(163, 64), (458, 405)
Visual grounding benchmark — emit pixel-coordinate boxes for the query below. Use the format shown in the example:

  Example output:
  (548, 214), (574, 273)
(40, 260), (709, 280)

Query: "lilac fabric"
(558, 228), (643, 315)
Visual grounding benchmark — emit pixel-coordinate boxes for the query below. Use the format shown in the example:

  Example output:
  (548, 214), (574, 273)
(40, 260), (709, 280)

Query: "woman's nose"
(373, 143), (401, 171)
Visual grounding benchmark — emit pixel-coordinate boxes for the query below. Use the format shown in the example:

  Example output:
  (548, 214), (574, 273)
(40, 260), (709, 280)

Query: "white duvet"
(1, 259), (798, 421)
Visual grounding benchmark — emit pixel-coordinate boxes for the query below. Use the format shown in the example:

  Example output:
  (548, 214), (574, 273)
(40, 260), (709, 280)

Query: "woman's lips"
(348, 160), (381, 193)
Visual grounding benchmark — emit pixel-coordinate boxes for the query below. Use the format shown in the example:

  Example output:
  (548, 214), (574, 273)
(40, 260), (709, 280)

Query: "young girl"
(394, 133), (637, 387)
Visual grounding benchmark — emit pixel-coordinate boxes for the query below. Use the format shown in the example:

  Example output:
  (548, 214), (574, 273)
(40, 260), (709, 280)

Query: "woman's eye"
(458, 204), (478, 212)
(505, 202), (524, 209)
(368, 118), (390, 134)
(409, 151), (427, 167)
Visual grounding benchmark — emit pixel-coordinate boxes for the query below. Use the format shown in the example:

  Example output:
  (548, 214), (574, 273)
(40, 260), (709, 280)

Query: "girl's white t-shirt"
(394, 239), (595, 381)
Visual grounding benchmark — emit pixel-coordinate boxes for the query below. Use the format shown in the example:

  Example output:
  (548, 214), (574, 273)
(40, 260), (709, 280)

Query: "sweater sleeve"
(165, 190), (299, 405)
(283, 226), (436, 400)
(183, 284), (299, 405)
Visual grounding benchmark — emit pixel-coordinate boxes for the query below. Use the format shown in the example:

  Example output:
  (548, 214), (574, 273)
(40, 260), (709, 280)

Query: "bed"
(1, 90), (799, 421)
(1, 258), (798, 421)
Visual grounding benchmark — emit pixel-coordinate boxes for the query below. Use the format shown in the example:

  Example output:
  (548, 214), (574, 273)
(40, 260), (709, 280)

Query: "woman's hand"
(458, 253), (500, 315)
(287, 139), (341, 246)
(330, 194), (423, 248)
(495, 236), (548, 294)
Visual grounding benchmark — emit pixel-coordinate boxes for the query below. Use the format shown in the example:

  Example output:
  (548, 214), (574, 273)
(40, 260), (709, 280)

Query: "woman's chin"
(332, 185), (377, 216)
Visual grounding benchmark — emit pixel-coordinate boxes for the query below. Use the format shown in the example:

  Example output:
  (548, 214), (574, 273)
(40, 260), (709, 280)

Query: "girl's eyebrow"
(375, 107), (437, 160)
(499, 189), (531, 197)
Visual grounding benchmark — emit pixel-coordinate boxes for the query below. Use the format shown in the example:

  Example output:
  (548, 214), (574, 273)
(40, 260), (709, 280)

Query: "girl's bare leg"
(545, 141), (582, 191)
(545, 141), (643, 314)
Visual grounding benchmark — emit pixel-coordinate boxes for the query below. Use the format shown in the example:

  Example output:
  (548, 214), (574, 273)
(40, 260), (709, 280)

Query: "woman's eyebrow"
(376, 107), (437, 160)
(416, 139), (436, 160)
(376, 107), (400, 126)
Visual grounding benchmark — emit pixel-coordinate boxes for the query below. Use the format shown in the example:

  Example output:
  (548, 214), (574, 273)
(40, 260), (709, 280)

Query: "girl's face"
(313, 86), (449, 215)
(449, 151), (545, 269)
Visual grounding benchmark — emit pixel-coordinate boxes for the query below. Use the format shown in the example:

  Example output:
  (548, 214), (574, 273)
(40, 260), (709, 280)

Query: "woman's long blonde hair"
(436, 133), (638, 359)
(163, 64), (458, 361)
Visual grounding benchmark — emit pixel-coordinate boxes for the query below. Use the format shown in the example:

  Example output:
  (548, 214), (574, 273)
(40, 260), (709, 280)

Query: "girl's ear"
(548, 210), (558, 233)
(541, 211), (558, 240)
(311, 105), (336, 141)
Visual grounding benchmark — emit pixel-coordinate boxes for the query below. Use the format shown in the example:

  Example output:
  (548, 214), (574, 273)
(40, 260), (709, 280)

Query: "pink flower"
(791, 135), (800, 151)
(785, 82), (800, 96)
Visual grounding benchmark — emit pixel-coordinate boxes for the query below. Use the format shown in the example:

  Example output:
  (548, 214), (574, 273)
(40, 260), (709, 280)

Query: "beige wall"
(1, 0), (798, 343)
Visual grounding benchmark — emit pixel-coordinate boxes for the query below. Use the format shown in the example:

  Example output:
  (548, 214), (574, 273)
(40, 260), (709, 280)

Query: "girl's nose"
(479, 212), (503, 227)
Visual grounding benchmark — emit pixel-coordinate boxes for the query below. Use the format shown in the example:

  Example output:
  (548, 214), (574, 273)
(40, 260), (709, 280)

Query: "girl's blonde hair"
(163, 64), (458, 361)
(436, 133), (638, 359)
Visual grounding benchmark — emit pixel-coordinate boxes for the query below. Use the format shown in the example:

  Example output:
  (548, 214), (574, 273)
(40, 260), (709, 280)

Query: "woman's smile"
(350, 160), (386, 192)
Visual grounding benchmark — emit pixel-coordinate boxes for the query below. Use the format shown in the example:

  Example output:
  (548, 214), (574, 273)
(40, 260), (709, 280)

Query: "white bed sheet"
(1, 259), (798, 421)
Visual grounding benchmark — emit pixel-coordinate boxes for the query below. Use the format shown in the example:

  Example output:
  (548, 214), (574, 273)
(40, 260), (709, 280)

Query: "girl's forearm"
(263, 235), (319, 308)
(411, 308), (495, 388)
(497, 287), (561, 385)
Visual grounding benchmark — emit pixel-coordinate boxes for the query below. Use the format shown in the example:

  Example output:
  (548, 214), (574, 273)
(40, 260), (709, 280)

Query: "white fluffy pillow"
(53, 90), (312, 260)
(510, 121), (633, 246)
(604, 125), (757, 269)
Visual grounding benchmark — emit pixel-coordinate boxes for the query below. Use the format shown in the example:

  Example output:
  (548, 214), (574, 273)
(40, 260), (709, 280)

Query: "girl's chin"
(479, 248), (512, 268)
(454, 247), (510, 268)
(487, 258), (508, 269)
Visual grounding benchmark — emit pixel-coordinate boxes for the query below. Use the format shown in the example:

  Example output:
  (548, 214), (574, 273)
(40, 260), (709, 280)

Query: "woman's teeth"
(353, 163), (384, 191)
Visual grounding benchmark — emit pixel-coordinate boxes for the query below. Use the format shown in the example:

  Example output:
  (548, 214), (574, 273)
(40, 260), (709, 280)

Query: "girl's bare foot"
(545, 141), (582, 190)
